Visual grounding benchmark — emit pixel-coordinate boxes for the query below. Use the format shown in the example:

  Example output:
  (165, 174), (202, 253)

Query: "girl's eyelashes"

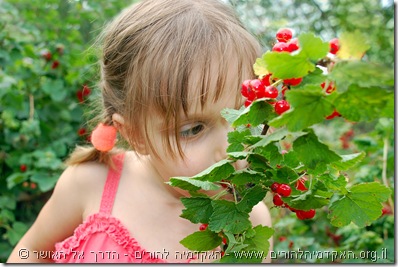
(179, 123), (205, 138)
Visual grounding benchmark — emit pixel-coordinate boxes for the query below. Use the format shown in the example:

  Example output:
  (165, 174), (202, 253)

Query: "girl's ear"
(112, 113), (149, 155)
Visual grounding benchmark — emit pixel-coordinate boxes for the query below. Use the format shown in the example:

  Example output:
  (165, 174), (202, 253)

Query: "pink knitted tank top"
(54, 153), (193, 263)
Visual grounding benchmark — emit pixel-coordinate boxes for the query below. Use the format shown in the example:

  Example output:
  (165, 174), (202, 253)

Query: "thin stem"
(261, 124), (269, 135)
(382, 137), (394, 213)
(29, 94), (34, 120)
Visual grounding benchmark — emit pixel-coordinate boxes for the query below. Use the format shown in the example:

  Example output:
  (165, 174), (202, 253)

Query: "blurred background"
(0, 0), (394, 262)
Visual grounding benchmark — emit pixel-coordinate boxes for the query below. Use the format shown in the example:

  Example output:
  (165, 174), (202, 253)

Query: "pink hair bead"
(91, 123), (117, 152)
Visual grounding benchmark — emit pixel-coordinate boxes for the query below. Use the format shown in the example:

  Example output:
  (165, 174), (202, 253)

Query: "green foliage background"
(0, 0), (394, 263)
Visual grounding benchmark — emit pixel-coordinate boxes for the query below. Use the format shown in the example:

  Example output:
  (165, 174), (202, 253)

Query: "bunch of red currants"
(241, 28), (341, 119)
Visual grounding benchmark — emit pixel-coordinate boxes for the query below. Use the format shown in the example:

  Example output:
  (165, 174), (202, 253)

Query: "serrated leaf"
(263, 52), (314, 79)
(209, 200), (251, 234)
(244, 225), (274, 257)
(187, 159), (235, 182)
(269, 87), (334, 131)
(287, 180), (332, 210)
(232, 100), (276, 127)
(263, 33), (328, 79)
(328, 182), (392, 227)
(337, 31), (371, 60)
(180, 229), (222, 251)
(253, 143), (283, 168)
(251, 127), (289, 148)
(293, 131), (341, 171)
(334, 84), (393, 122)
(227, 129), (251, 153)
(222, 107), (244, 125)
(180, 197), (213, 224)
(230, 169), (265, 186)
(331, 152), (366, 170)
(237, 185), (267, 213)
(168, 176), (220, 191)
(321, 174), (348, 194)
(298, 32), (330, 61)
(253, 56), (269, 77)
(329, 61), (394, 93)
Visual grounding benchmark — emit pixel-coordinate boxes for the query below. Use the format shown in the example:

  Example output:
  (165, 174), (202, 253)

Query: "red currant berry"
(41, 50), (52, 61)
(276, 28), (293, 43)
(199, 223), (208, 231)
(261, 73), (272, 86)
(329, 38), (339, 55)
(244, 99), (253, 107)
(270, 182), (280, 193)
(20, 164), (27, 172)
(22, 181), (29, 188)
(264, 86), (279, 98)
(273, 194), (284, 206)
(277, 184), (292, 197)
(30, 182), (37, 190)
(287, 38), (299, 52)
(222, 237), (227, 245)
(326, 109), (341, 120)
(296, 209), (316, 220)
(274, 100), (290, 115)
(296, 177), (308, 191)
(283, 77), (303, 87)
(279, 236), (287, 242)
(51, 60), (60, 69)
(321, 81), (336, 94)
(82, 85), (91, 96)
(272, 42), (290, 52)
(241, 80), (251, 98)
(78, 128), (86, 136)
(250, 79), (265, 94)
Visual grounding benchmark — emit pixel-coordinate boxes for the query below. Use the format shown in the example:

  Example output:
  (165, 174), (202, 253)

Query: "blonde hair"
(66, 0), (261, 166)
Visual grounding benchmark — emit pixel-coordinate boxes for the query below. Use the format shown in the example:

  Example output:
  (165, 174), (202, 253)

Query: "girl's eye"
(180, 123), (205, 138)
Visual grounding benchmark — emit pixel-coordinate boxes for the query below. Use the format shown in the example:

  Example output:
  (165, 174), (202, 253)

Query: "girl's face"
(146, 63), (247, 197)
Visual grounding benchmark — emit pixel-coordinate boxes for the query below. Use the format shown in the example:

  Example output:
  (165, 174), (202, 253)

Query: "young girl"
(7, 0), (272, 263)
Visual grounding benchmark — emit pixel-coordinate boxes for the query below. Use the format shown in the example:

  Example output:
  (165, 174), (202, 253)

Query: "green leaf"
(180, 197), (213, 224)
(221, 107), (243, 125)
(180, 229), (222, 251)
(232, 100), (276, 127)
(7, 222), (28, 246)
(287, 180), (332, 210)
(209, 200), (251, 234)
(227, 129), (251, 153)
(263, 33), (328, 79)
(30, 172), (59, 192)
(334, 84), (393, 122)
(253, 143), (283, 168)
(298, 32), (330, 61)
(251, 127), (290, 148)
(253, 56), (269, 77)
(244, 225), (274, 258)
(269, 87), (334, 131)
(321, 174), (348, 194)
(6, 172), (27, 189)
(41, 78), (67, 102)
(328, 182), (392, 227)
(329, 61), (394, 93)
(170, 159), (235, 186)
(293, 131), (342, 172)
(167, 176), (220, 191)
(331, 152), (366, 171)
(263, 51), (314, 79)
(337, 31), (371, 60)
(237, 185), (267, 213)
(230, 169), (265, 186)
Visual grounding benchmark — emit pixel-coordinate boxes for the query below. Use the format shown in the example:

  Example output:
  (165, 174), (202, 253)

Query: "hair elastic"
(91, 123), (117, 152)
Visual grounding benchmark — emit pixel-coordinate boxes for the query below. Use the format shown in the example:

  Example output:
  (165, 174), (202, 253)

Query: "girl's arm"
(250, 201), (274, 263)
(6, 163), (104, 263)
